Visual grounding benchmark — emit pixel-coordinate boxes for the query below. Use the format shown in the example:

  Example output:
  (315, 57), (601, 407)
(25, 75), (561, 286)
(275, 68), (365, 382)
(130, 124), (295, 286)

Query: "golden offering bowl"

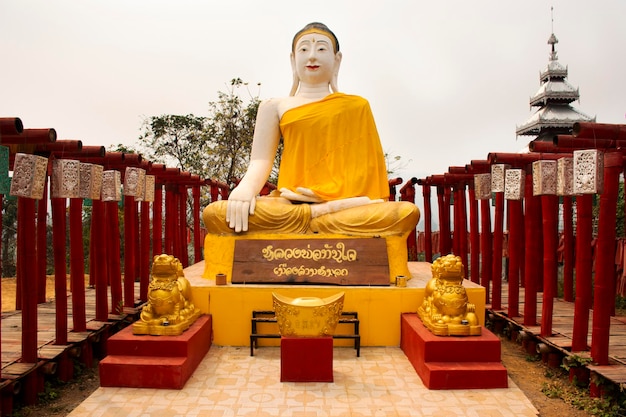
(272, 292), (345, 337)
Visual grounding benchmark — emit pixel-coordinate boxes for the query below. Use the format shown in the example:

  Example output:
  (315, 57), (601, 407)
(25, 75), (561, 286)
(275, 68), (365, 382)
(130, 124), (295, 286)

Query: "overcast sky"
(1, 0), (625, 185)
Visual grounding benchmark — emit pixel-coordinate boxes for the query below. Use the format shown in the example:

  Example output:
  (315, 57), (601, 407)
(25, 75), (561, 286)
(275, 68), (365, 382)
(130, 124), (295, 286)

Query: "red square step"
(99, 315), (212, 389)
(281, 336), (333, 382)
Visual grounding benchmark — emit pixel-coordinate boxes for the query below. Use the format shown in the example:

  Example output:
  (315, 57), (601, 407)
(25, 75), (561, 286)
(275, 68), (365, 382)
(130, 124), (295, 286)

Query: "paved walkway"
(69, 346), (538, 417)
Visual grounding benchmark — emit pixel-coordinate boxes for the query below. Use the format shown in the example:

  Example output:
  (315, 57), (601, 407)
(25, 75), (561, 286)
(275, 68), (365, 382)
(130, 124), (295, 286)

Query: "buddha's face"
(292, 33), (341, 87)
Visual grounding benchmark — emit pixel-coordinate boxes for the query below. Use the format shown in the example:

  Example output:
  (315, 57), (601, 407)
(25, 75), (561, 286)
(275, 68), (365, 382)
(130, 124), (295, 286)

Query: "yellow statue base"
(202, 233), (412, 284)
(133, 254), (202, 336)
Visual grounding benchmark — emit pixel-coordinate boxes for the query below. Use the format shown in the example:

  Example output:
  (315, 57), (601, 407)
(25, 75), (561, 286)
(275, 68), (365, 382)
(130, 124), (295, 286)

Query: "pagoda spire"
(516, 9), (595, 141)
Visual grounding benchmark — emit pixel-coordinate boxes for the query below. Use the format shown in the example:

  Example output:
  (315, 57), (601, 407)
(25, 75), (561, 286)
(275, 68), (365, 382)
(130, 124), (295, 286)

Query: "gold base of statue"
(272, 292), (344, 337)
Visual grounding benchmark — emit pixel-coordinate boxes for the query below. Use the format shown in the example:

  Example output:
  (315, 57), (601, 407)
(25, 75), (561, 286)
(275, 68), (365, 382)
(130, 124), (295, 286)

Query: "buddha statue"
(202, 22), (419, 282)
(133, 254), (201, 336)
(417, 254), (481, 336)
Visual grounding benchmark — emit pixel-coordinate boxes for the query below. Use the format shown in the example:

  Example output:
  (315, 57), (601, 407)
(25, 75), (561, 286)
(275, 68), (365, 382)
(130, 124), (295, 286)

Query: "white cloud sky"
(1, 0), (625, 185)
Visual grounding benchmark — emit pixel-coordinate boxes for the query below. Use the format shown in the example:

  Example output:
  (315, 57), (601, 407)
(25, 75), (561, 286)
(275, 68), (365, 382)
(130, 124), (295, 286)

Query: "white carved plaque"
(504, 169), (524, 200)
(491, 164), (510, 193)
(474, 173), (491, 200)
(51, 159), (80, 199)
(123, 167), (146, 198)
(532, 160), (557, 196)
(143, 175), (155, 202)
(557, 157), (574, 196)
(79, 163), (104, 200)
(10, 153), (48, 200)
(573, 149), (604, 195)
(101, 170), (122, 202)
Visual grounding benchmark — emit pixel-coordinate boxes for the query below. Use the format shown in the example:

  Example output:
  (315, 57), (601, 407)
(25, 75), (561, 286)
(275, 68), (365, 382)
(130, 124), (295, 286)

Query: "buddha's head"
(290, 22), (342, 96)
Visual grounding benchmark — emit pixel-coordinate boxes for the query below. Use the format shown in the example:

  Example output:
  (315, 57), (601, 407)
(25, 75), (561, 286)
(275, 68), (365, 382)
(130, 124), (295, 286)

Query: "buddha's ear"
(289, 52), (299, 96)
(330, 51), (342, 93)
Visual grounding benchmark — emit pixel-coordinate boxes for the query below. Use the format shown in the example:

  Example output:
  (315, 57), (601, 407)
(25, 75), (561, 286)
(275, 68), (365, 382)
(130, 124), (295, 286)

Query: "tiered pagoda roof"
(516, 32), (595, 140)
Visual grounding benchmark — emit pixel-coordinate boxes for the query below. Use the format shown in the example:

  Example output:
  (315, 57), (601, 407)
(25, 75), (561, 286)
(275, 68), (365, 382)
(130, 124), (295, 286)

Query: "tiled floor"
(69, 346), (538, 417)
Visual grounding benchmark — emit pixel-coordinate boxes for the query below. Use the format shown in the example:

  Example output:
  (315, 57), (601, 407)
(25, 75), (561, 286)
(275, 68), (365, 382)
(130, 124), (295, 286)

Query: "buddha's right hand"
(226, 186), (257, 233)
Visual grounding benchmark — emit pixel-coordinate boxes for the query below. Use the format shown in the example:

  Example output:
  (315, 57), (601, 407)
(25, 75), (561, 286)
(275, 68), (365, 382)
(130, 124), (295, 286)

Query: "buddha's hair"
(291, 22), (340, 53)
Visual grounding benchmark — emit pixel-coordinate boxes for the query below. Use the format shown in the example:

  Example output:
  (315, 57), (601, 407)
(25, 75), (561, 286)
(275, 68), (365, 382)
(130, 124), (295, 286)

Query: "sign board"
(232, 238), (390, 286)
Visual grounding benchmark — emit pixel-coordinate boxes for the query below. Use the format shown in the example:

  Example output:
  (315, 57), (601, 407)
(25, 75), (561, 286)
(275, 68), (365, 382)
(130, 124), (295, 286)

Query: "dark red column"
(468, 184), (480, 284)
(480, 199), (492, 304)
(18, 197), (38, 361)
(91, 199), (108, 321)
(491, 192), (504, 310)
(69, 198), (86, 331)
(591, 152), (622, 365)
(562, 197), (575, 302)
(192, 185), (202, 263)
(571, 194), (593, 352)
(153, 184), (163, 255)
(506, 198), (522, 318)
(51, 198), (68, 345)
(139, 200), (151, 302)
(540, 194), (559, 337)
(105, 201), (122, 314)
(123, 195), (137, 308)
(523, 169), (539, 326)
(421, 183), (433, 262)
(36, 182), (48, 303)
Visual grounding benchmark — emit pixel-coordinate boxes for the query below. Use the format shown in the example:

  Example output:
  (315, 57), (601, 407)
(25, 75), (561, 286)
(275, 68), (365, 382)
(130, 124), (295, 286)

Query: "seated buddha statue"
(202, 22), (419, 280)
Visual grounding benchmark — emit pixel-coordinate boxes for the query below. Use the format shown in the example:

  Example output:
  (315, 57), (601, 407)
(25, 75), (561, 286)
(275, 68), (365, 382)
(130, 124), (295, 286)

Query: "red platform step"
(99, 315), (212, 389)
(400, 313), (508, 390)
(281, 336), (333, 382)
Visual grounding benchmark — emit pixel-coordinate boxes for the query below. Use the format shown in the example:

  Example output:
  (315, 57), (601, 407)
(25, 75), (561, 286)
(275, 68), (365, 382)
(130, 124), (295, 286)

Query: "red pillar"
(441, 185), (452, 255)
(105, 201), (123, 314)
(468, 184), (480, 284)
(192, 185), (202, 264)
(571, 194), (593, 352)
(51, 198), (68, 345)
(178, 185), (189, 267)
(480, 199), (492, 304)
(153, 184), (163, 255)
(540, 194), (559, 337)
(140, 200), (151, 302)
(92, 199), (108, 321)
(69, 198), (86, 331)
(523, 169), (539, 326)
(18, 197), (38, 362)
(591, 152), (622, 365)
(491, 192), (504, 310)
(123, 195), (137, 308)
(36, 181), (48, 303)
(506, 198), (522, 318)
(456, 184), (469, 279)
(421, 184), (433, 262)
(562, 197), (575, 302)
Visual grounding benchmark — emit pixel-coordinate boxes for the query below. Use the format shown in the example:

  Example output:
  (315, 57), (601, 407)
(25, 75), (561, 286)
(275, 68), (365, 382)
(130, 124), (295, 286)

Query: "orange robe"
(278, 93), (389, 201)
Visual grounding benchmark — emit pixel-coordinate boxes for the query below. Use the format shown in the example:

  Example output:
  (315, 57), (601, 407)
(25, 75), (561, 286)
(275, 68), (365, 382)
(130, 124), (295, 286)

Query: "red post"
(419, 182), (433, 262)
(457, 184), (469, 279)
(540, 194), (559, 337)
(18, 197), (38, 362)
(178, 185), (189, 267)
(591, 152), (623, 365)
(400, 178), (418, 261)
(105, 201), (123, 314)
(571, 194), (593, 352)
(69, 198), (86, 331)
(92, 199), (108, 321)
(507, 199), (522, 318)
(562, 197), (575, 302)
(51, 198), (68, 345)
(192, 185), (202, 263)
(36, 182), (48, 303)
(480, 199), (492, 304)
(523, 169), (539, 326)
(153, 184), (163, 255)
(441, 185), (452, 255)
(491, 192), (504, 310)
(468, 184), (480, 284)
(123, 195), (137, 308)
(140, 201), (151, 302)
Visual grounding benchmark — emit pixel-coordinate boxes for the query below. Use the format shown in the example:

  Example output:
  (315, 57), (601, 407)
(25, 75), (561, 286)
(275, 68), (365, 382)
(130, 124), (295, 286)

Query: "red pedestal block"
(401, 313), (508, 389)
(281, 336), (333, 382)
(99, 315), (212, 389)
